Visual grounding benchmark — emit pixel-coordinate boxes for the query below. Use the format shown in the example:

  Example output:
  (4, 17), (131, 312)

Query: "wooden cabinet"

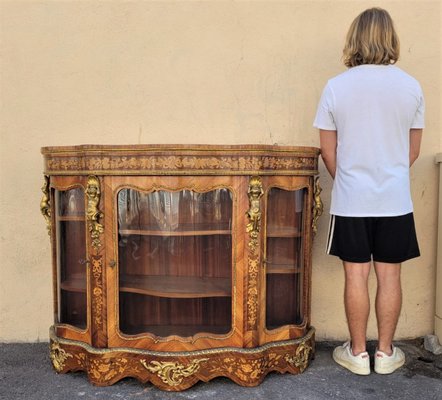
(41, 144), (321, 391)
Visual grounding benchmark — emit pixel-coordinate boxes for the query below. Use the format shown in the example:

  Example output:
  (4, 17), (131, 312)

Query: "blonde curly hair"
(343, 8), (400, 67)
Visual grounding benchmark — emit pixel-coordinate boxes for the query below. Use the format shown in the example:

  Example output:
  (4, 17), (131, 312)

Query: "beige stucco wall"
(0, 0), (440, 342)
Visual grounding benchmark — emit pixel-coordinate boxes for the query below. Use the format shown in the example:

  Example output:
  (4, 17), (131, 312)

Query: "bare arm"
(409, 128), (423, 167)
(320, 129), (337, 179)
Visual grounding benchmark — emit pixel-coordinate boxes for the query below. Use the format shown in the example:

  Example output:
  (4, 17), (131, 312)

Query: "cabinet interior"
(265, 187), (306, 328)
(54, 187), (87, 329)
(117, 188), (233, 337)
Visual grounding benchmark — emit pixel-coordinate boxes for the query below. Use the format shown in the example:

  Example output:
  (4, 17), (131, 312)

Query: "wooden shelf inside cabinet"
(120, 275), (231, 298)
(266, 264), (301, 274)
(60, 275), (86, 293)
(119, 229), (231, 237)
(119, 223), (231, 237)
(265, 253), (301, 273)
(266, 227), (302, 238)
(122, 324), (231, 337)
(57, 215), (85, 221)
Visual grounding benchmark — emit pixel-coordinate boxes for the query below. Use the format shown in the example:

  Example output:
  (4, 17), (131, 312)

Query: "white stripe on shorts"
(326, 215), (336, 254)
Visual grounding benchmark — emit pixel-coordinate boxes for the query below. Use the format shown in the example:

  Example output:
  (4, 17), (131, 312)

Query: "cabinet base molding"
(49, 326), (315, 391)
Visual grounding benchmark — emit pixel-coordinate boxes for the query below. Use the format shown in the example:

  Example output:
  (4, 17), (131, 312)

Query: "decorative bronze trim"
(246, 176), (264, 330)
(50, 325), (315, 357)
(86, 175), (104, 251)
(141, 359), (209, 386)
(246, 176), (264, 247)
(284, 341), (313, 373)
(49, 327), (315, 390)
(40, 175), (51, 236)
(312, 177), (323, 235)
(50, 341), (73, 372)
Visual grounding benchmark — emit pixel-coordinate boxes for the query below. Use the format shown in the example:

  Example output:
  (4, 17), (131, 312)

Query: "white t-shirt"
(313, 65), (425, 217)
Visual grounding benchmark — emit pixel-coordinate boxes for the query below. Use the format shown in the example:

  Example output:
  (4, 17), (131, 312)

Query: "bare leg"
(343, 262), (371, 355)
(374, 262), (402, 355)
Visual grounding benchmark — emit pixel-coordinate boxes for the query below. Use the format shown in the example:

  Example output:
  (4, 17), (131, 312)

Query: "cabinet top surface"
(42, 144), (319, 154)
(42, 144), (320, 176)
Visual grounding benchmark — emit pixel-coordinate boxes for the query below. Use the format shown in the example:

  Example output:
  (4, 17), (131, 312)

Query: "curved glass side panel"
(265, 188), (306, 329)
(55, 188), (87, 329)
(117, 188), (233, 337)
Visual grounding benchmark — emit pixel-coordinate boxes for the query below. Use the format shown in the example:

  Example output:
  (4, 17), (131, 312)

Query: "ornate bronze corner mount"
(246, 176), (264, 248)
(284, 341), (313, 373)
(312, 176), (323, 235)
(50, 341), (73, 372)
(86, 175), (104, 251)
(140, 358), (208, 386)
(40, 175), (51, 236)
(245, 176), (263, 330)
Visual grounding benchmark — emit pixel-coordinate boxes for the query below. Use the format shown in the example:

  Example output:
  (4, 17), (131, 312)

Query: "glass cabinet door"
(54, 187), (87, 329)
(265, 187), (306, 329)
(117, 188), (233, 338)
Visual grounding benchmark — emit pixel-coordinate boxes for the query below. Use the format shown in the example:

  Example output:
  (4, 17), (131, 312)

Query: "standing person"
(313, 7), (424, 375)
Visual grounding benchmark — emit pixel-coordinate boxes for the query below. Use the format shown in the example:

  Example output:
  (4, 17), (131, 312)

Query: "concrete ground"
(1, 339), (441, 400)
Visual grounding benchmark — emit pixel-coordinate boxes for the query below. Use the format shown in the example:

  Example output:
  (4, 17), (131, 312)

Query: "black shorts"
(326, 213), (420, 263)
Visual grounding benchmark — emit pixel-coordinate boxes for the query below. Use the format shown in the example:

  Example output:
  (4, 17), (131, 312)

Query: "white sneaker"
(374, 345), (405, 374)
(333, 341), (370, 375)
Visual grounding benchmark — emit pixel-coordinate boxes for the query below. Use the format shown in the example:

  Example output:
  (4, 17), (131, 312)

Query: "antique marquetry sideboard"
(40, 144), (322, 391)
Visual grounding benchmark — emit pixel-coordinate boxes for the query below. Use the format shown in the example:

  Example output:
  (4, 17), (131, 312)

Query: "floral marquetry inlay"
(48, 325), (315, 390)
(46, 155), (317, 173)
(213, 353), (283, 381)
(89, 358), (131, 383)
(91, 257), (104, 328)
(42, 145), (319, 176)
